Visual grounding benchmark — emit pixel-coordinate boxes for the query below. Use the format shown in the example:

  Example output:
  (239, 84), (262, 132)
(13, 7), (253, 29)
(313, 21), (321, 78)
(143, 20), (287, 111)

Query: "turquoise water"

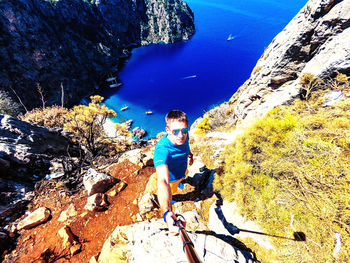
(101, 0), (307, 139)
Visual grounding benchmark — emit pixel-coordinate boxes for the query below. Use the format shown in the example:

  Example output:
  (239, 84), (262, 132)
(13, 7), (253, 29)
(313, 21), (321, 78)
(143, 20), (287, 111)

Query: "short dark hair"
(165, 110), (188, 127)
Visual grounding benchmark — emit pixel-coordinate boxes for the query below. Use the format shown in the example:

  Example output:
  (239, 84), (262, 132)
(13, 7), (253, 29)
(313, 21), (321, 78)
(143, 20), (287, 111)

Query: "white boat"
(227, 34), (236, 41)
(145, 111), (153, 115)
(106, 77), (116, 82)
(123, 119), (133, 129)
(120, 106), (128, 111)
(181, 75), (197, 80)
(109, 83), (122, 88)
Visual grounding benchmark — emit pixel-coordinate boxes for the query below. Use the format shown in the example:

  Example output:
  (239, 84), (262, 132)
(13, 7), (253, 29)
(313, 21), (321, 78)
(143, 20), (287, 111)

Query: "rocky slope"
(1, 131), (259, 262)
(2, 0), (349, 262)
(0, 0), (194, 109)
(199, 0), (349, 131)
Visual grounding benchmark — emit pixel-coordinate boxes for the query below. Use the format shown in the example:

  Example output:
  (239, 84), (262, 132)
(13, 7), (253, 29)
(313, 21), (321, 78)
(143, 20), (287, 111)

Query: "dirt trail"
(11, 160), (156, 263)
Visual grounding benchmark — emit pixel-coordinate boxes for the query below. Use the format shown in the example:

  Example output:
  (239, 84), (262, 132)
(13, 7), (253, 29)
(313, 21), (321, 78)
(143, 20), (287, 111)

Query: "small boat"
(106, 77), (116, 82)
(145, 111), (153, 115)
(120, 106), (128, 111)
(123, 119), (133, 129)
(109, 83), (122, 88)
(181, 75), (197, 80)
(227, 34), (236, 41)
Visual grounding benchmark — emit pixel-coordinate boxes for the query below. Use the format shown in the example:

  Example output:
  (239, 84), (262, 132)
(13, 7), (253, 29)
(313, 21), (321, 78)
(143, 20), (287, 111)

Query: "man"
(154, 110), (194, 234)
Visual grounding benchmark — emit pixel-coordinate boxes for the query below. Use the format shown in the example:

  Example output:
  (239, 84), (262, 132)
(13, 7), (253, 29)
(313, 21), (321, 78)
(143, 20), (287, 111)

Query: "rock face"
(202, 0), (350, 129)
(98, 220), (258, 263)
(208, 201), (274, 251)
(0, 114), (70, 178)
(0, 114), (74, 221)
(0, 0), (195, 109)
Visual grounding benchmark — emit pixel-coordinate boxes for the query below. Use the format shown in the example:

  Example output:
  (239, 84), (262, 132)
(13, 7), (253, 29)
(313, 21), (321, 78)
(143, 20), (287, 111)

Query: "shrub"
(194, 117), (211, 136)
(0, 90), (21, 116)
(101, 123), (132, 156)
(299, 73), (324, 100)
(214, 84), (350, 262)
(20, 105), (69, 128)
(64, 95), (132, 157)
(64, 95), (115, 156)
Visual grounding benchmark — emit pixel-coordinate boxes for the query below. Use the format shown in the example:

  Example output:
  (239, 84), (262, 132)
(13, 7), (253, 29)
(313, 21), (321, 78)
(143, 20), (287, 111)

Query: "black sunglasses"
(171, 128), (189, 136)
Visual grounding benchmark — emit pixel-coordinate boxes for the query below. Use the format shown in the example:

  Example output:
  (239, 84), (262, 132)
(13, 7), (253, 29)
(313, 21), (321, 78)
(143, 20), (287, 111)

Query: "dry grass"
(213, 75), (350, 262)
(20, 105), (69, 128)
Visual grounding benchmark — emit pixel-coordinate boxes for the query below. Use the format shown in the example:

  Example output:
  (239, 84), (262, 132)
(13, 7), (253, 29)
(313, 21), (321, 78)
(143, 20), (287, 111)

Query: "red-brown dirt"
(9, 160), (157, 263)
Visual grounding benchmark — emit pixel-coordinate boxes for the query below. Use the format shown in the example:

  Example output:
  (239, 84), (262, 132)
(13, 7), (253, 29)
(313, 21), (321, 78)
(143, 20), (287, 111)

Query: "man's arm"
(156, 164), (184, 234)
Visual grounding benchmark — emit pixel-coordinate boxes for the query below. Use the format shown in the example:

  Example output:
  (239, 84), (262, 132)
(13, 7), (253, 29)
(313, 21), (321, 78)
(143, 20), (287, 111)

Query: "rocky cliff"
(201, 0), (349, 130)
(0, 114), (76, 224)
(0, 0), (194, 109)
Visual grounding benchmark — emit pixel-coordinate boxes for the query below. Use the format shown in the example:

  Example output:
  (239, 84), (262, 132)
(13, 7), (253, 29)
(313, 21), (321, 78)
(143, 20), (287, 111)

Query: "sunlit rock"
(17, 207), (51, 230)
(83, 168), (117, 196)
(99, 220), (257, 262)
(138, 193), (157, 215)
(84, 193), (108, 212)
(58, 226), (77, 249)
(58, 204), (77, 222)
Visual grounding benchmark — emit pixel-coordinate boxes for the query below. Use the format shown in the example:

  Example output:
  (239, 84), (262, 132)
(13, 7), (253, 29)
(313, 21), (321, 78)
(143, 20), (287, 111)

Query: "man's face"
(166, 120), (188, 145)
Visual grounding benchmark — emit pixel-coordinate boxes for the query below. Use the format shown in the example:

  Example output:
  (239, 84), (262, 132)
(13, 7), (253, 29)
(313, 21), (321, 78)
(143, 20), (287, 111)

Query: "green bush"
(0, 90), (21, 116)
(214, 81), (350, 262)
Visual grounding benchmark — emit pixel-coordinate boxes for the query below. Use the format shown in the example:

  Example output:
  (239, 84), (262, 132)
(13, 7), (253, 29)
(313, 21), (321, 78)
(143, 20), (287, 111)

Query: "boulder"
(17, 207), (51, 230)
(107, 181), (127, 197)
(138, 193), (157, 215)
(0, 115), (70, 177)
(118, 149), (143, 166)
(84, 193), (108, 212)
(143, 172), (157, 195)
(58, 204), (77, 222)
(58, 226), (77, 249)
(132, 127), (146, 139)
(118, 148), (154, 167)
(83, 168), (117, 196)
(0, 115), (69, 163)
(98, 220), (258, 262)
(181, 210), (207, 232)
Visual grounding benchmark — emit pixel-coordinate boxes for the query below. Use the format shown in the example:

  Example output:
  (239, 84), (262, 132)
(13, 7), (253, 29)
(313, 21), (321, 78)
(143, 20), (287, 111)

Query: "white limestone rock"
(84, 193), (108, 212)
(98, 220), (258, 262)
(83, 168), (117, 196)
(208, 201), (274, 251)
(138, 193), (157, 215)
(17, 207), (51, 230)
(58, 203), (77, 222)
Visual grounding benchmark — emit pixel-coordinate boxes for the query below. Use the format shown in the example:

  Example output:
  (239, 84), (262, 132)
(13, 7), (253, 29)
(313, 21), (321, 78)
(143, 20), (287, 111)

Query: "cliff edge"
(0, 0), (194, 109)
(201, 0), (349, 131)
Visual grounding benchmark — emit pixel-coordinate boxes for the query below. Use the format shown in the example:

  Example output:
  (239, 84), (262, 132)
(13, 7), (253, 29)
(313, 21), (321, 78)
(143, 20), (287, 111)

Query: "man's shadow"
(170, 166), (260, 261)
(173, 166), (216, 202)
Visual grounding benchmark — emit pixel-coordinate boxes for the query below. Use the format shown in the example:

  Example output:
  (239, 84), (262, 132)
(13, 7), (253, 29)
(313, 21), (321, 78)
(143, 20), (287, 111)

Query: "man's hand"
(166, 211), (186, 236)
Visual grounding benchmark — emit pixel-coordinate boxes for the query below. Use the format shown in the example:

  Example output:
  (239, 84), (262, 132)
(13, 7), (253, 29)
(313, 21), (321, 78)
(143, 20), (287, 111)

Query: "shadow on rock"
(173, 166), (216, 202)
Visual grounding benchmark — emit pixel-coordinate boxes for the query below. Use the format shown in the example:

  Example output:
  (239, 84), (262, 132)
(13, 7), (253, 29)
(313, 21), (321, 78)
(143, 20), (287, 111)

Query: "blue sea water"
(101, 0), (307, 139)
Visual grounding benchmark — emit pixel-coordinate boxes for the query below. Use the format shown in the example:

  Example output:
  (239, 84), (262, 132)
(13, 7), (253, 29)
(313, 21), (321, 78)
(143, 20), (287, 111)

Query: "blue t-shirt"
(153, 134), (190, 182)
